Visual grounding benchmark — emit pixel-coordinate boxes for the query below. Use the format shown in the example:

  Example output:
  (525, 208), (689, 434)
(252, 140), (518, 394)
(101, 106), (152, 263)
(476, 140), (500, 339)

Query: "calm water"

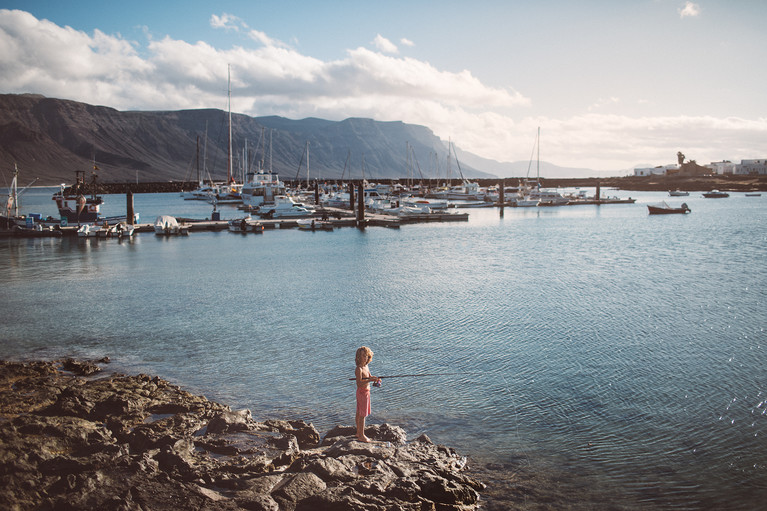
(2, 187), (766, 509)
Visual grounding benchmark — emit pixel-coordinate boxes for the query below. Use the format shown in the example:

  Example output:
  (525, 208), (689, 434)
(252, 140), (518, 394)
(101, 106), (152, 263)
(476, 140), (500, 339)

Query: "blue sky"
(1, 0), (765, 172)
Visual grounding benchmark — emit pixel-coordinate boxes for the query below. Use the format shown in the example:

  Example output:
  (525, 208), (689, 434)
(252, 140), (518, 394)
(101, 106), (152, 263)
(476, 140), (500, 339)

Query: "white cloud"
(588, 96), (620, 112)
(1, 9), (765, 172)
(679, 2), (701, 18)
(400, 37), (414, 47)
(210, 13), (243, 30)
(372, 34), (398, 54)
(247, 29), (288, 48)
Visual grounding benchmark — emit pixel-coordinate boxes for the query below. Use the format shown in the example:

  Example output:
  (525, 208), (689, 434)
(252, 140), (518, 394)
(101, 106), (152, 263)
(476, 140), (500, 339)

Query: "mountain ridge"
(0, 93), (622, 185)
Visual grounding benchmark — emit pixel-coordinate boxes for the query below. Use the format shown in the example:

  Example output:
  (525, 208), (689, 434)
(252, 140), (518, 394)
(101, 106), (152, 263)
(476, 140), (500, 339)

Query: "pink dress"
(356, 386), (371, 417)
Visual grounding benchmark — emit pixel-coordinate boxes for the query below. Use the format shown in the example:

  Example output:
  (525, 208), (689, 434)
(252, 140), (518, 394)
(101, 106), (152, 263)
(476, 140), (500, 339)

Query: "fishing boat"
(228, 216), (264, 233)
(647, 202), (691, 215)
(52, 170), (104, 224)
(703, 190), (729, 198)
(745, 193), (762, 197)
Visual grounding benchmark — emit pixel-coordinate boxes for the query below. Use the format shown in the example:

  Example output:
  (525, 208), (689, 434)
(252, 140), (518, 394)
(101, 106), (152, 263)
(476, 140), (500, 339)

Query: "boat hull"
(648, 205), (691, 215)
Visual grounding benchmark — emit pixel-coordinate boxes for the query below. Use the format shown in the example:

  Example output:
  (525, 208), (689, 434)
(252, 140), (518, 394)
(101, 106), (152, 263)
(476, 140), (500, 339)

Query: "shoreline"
(0, 358), (484, 510)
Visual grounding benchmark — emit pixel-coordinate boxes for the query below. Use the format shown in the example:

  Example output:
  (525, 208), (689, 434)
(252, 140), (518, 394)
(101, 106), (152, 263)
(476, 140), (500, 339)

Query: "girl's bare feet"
(356, 435), (372, 443)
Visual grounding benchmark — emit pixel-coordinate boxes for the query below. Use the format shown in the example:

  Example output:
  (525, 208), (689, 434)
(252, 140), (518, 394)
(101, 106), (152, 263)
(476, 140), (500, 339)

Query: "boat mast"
(7, 164), (18, 216)
(537, 126), (540, 185)
(196, 135), (200, 184)
(227, 64), (233, 184)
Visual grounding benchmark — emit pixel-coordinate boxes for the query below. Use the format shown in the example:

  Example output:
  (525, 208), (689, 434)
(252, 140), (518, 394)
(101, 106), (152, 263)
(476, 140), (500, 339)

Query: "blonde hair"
(355, 346), (373, 367)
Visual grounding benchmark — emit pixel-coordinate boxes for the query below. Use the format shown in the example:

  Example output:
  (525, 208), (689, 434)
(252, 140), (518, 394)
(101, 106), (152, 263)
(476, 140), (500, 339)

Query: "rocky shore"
(0, 359), (484, 511)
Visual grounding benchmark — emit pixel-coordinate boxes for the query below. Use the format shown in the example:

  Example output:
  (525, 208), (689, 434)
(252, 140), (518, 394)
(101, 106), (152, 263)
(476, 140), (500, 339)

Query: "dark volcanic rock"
(0, 359), (484, 510)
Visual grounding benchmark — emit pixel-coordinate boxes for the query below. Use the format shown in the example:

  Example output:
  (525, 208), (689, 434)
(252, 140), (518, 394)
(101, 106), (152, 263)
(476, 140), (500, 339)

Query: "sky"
(0, 0), (765, 173)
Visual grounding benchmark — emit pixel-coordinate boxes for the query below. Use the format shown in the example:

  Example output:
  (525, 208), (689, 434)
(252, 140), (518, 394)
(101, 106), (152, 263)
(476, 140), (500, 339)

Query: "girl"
(355, 346), (380, 442)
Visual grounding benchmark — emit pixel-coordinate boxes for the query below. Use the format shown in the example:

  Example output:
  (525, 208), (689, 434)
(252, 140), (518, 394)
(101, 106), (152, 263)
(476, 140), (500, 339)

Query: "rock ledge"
(0, 359), (484, 510)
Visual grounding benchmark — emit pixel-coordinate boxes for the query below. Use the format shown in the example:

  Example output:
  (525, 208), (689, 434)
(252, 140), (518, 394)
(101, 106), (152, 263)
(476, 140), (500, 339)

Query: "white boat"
(207, 183), (242, 204)
(321, 191), (351, 208)
(110, 223), (135, 238)
(531, 188), (570, 207)
(258, 195), (314, 218)
(77, 224), (102, 237)
(297, 218), (333, 231)
(183, 182), (219, 201)
(512, 197), (541, 207)
(241, 171), (286, 208)
(398, 203), (432, 217)
(154, 215), (188, 235)
(669, 190), (689, 197)
(228, 216), (263, 233)
(444, 181), (486, 201)
(401, 197), (449, 210)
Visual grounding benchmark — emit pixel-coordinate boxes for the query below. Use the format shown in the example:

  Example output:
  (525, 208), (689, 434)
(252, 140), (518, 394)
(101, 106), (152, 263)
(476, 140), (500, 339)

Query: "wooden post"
(349, 182), (355, 212)
(314, 180), (319, 205)
(126, 189), (134, 225)
(357, 183), (365, 227)
(596, 181), (601, 202)
(498, 180), (505, 207)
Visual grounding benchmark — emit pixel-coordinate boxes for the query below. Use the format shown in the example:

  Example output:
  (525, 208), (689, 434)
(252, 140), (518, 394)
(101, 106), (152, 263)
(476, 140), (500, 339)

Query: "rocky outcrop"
(0, 359), (484, 510)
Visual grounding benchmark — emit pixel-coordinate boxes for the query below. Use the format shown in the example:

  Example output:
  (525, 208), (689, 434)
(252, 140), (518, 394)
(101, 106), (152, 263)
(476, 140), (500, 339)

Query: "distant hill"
(0, 94), (618, 185)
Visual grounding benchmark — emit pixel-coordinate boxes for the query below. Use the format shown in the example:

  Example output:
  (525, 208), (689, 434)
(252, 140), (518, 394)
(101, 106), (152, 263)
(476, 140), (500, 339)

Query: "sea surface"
(2, 186), (765, 509)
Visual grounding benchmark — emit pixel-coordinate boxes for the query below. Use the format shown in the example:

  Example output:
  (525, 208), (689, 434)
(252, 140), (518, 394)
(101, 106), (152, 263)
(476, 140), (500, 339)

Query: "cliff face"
(0, 94), (491, 185)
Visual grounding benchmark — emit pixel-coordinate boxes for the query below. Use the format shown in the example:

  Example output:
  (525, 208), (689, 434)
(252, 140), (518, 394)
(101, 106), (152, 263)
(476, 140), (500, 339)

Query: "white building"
(709, 161), (738, 175)
(739, 159), (767, 175)
(634, 164), (679, 177)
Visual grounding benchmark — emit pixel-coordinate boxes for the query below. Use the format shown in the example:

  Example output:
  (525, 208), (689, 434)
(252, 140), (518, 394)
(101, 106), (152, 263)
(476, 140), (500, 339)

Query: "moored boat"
(703, 190), (729, 198)
(669, 190), (690, 197)
(647, 202), (691, 215)
(77, 224), (102, 237)
(53, 170), (103, 225)
(296, 218), (333, 231)
(228, 216), (264, 233)
(258, 195), (314, 218)
(154, 215), (189, 235)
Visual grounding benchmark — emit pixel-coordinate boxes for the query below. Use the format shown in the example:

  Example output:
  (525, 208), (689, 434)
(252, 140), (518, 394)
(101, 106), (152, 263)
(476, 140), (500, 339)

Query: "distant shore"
(54, 174), (767, 194)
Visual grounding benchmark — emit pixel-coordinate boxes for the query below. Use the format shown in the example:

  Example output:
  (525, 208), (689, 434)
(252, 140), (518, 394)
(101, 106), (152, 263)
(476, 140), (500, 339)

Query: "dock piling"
(127, 189), (134, 225)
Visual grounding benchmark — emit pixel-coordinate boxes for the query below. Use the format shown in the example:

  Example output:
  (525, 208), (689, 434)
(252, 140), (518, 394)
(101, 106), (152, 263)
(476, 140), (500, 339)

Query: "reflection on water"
(2, 190), (766, 509)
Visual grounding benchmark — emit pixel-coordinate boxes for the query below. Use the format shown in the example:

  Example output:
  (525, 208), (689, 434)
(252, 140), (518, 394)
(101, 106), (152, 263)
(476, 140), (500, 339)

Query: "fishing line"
(347, 372), (478, 382)
(502, 373), (530, 468)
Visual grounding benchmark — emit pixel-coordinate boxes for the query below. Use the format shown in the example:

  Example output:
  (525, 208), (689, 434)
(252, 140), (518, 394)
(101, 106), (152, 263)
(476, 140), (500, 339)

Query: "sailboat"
(211, 65), (243, 204)
(514, 128), (568, 207)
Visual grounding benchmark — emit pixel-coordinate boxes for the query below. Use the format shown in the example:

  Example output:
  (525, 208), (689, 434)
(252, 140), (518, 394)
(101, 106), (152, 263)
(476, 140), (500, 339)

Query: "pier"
(1, 206), (469, 237)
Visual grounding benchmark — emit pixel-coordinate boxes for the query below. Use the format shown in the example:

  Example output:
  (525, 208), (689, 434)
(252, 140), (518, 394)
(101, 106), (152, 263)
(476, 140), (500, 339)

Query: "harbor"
(2, 167), (646, 238)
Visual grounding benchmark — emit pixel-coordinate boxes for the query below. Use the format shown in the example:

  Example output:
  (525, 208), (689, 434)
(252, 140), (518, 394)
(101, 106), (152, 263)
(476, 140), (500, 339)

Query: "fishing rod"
(348, 372), (476, 381)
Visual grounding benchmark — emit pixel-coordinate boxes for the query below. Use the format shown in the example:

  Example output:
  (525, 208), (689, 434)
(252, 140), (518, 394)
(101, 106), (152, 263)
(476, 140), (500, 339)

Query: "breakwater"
(84, 174), (767, 194)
